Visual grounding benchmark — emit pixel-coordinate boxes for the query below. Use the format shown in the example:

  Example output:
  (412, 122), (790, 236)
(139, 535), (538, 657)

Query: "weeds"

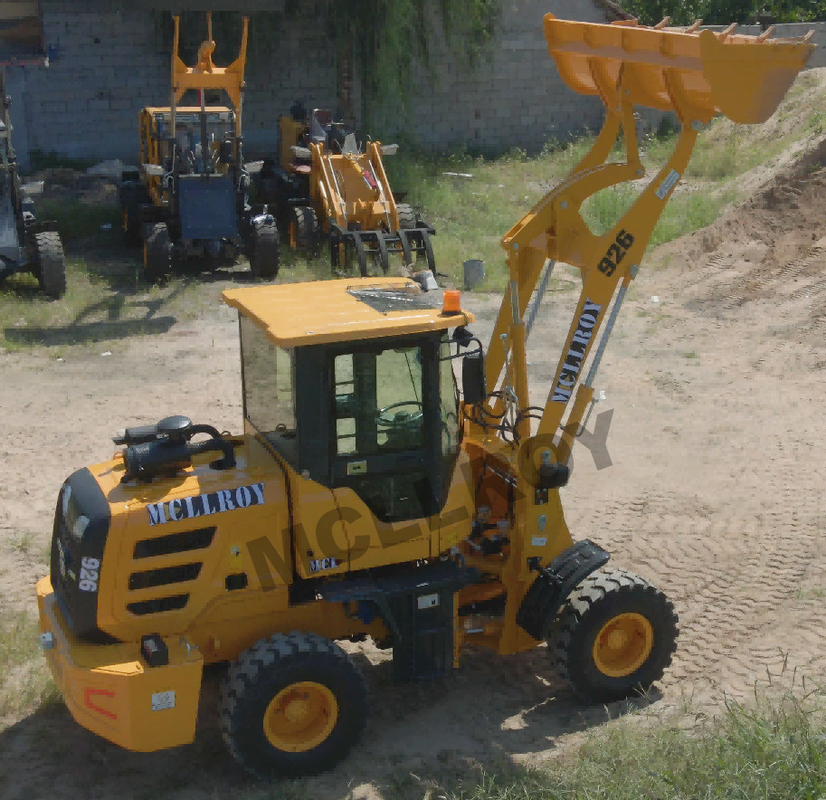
(438, 693), (826, 800)
(0, 609), (57, 717)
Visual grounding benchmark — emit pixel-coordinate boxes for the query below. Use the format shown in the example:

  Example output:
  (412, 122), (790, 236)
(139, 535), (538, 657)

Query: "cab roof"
(222, 277), (475, 348)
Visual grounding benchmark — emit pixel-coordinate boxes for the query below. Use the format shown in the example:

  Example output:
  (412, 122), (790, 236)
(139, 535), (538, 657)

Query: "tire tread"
(550, 567), (678, 702)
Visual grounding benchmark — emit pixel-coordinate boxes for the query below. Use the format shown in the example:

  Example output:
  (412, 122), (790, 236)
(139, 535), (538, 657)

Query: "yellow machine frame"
(38, 15), (813, 776)
(453, 15), (812, 655)
(140, 13), (248, 208)
(309, 138), (400, 234)
(272, 109), (437, 275)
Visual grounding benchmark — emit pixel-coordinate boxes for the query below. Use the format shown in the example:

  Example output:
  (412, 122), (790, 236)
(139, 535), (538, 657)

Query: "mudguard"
(517, 539), (610, 641)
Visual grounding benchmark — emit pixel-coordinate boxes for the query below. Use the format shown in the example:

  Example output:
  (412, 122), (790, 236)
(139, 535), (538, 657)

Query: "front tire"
(549, 567), (678, 703)
(142, 222), (171, 282)
(250, 221), (280, 279)
(34, 231), (66, 298)
(119, 181), (148, 245)
(220, 632), (367, 779)
(288, 205), (320, 254)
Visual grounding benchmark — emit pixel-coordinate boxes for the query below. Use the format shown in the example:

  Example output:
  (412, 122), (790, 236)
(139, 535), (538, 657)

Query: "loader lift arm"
(480, 16), (814, 458)
(170, 12), (249, 145)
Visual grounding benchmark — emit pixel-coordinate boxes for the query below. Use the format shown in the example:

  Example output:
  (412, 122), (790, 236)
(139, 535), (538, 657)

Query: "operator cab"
(225, 278), (475, 523)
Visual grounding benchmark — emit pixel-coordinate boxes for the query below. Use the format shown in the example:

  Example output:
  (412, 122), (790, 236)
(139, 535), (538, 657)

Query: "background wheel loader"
(120, 13), (278, 283)
(0, 69), (66, 298)
(36, 16), (813, 780)
(261, 105), (436, 277)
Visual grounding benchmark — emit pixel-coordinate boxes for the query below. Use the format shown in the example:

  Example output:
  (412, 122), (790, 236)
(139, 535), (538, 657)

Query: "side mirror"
(380, 143), (399, 156)
(290, 145), (312, 159)
(141, 163), (164, 177)
(462, 351), (486, 405)
(244, 160), (264, 174)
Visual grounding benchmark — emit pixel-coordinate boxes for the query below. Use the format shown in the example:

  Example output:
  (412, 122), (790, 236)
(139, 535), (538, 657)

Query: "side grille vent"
(133, 526), (215, 559)
(127, 594), (190, 616)
(129, 563), (202, 590)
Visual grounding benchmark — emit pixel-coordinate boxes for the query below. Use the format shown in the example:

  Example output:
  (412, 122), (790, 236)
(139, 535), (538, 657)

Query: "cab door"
(329, 336), (463, 569)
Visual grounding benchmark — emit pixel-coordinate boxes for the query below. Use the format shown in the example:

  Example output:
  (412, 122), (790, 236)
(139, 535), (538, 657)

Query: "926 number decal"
(598, 229), (635, 277)
(78, 556), (100, 592)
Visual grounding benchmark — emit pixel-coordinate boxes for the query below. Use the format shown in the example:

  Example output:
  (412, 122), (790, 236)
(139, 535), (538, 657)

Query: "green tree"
(620, 0), (825, 23)
(320, 0), (498, 117)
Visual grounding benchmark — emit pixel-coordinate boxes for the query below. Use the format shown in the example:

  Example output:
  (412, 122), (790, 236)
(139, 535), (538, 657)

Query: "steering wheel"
(376, 401), (424, 429)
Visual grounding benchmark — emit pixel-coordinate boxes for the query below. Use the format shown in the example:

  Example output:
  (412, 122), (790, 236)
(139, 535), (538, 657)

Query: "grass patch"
(4, 72), (824, 352)
(385, 112), (780, 288)
(435, 693), (826, 800)
(0, 610), (58, 717)
(0, 215), (331, 352)
(37, 198), (120, 243)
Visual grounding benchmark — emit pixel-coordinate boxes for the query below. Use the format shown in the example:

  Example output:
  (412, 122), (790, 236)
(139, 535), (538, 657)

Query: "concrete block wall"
(367, 0), (608, 155)
(20, 1), (338, 166)
(11, 3), (826, 168)
(23, 4), (169, 163)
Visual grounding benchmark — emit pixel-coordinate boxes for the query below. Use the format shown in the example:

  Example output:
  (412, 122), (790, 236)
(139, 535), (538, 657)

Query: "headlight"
(71, 514), (89, 541)
(61, 484), (72, 519)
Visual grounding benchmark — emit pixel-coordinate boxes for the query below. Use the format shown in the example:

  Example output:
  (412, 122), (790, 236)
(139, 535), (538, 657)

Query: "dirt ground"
(2, 136), (826, 798)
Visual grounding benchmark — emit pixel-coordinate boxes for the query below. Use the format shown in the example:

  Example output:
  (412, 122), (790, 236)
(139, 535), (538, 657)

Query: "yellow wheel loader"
(36, 17), (813, 779)
(119, 13), (279, 282)
(264, 106), (435, 277)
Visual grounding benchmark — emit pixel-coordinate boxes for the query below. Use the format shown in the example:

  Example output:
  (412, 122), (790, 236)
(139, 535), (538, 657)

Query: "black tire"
(396, 203), (416, 230)
(288, 206), (320, 254)
(220, 631), (367, 779)
(142, 222), (171, 282)
(34, 231), (66, 299)
(119, 181), (146, 245)
(549, 567), (678, 703)
(250, 221), (280, 279)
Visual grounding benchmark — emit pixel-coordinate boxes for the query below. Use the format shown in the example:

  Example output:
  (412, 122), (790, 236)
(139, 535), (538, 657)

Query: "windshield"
(240, 316), (296, 462)
(334, 345), (423, 456)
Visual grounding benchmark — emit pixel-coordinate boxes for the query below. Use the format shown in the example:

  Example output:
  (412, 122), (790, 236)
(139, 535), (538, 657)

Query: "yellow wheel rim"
(122, 207), (129, 234)
(592, 612), (654, 678)
(263, 681), (338, 753)
(289, 219), (297, 249)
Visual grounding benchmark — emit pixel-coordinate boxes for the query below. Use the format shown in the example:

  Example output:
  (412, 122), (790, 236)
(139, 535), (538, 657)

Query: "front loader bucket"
(544, 15), (814, 123)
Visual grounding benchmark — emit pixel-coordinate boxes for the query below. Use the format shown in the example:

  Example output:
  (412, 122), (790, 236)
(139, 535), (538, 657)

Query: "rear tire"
(119, 181), (147, 245)
(34, 231), (66, 299)
(288, 206), (320, 254)
(142, 222), (171, 282)
(250, 221), (280, 279)
(396, 203), (416, 230)
(549, 567), (678, 703)
(220, 632), (367, 779)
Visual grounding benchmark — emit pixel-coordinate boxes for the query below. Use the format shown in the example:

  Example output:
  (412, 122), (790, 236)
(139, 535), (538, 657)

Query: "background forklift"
(37, 16), (813, 780)
(262, 104), (435, 276)
(119, 13), (278, 282)
(0, 69), (65, 298)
